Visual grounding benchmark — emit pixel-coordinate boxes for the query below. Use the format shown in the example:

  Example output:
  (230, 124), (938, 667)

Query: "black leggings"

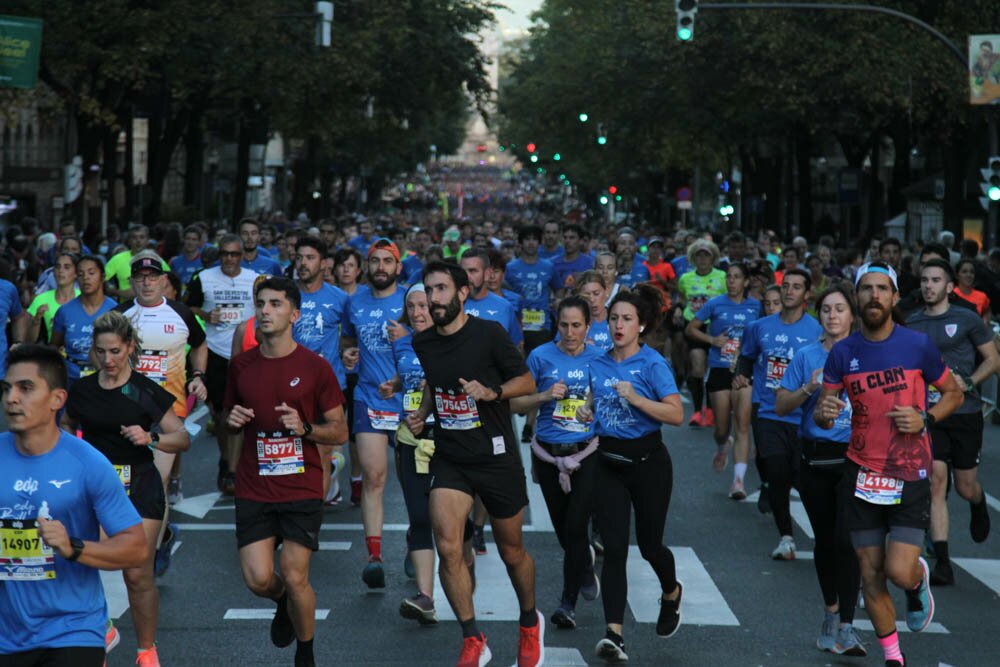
(396, 443), (433, 551)
(533, 447), (598, 606)
(596, 440), (677, 625)
(0, 647), (104, 667)
(798, 461), (860, 623)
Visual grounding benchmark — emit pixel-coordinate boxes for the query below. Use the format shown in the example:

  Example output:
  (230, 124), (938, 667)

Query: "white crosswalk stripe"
(627, 546), (739, 626)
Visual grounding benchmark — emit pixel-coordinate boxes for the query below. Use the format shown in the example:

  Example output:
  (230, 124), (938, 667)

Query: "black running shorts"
(838, 460), (930, 547)
(235, 498), (324, 550)
(124, 462), (166, 521)
(206, 350), (229, 410)
(929, 411), (984, 470)
(706, 367), (734, 394)
(429, 454), (529, 520)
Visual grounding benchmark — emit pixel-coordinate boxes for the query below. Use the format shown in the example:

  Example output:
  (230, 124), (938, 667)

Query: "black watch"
(67, 537), (85, 562)
(491, 384), (503, 401)
(301, 421), (313, 437)
(921, 410), (936, 429)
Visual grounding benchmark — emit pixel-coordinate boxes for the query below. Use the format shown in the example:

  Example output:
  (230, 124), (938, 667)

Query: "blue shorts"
(353, 399), (399, 444)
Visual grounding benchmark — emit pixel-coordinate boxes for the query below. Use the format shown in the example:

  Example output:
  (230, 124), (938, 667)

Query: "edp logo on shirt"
(13, 478), (39, 495)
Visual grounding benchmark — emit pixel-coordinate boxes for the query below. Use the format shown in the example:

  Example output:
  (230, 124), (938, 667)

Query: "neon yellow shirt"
(679, 268), (726, 321)
(28, 288), (81, 341)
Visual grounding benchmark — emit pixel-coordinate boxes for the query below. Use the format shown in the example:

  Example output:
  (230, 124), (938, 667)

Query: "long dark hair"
(609, 284), (663, 334)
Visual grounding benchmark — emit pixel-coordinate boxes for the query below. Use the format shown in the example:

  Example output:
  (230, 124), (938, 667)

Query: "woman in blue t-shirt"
(577, 285), (684, 663)
(512, 296), (604, 630)
(774, 284), (865, 657)
(575, 270), (612, 351)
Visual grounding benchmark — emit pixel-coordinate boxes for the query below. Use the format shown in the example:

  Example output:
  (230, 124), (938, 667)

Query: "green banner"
(0, 15), (42, 89)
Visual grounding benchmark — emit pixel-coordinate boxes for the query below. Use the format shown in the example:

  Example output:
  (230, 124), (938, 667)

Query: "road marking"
(985, 492), (1000, 513)
(952, 558), (1000, 595)
(513, 413), (554, 533)
(433, 551), (520, 621)
(789, 501), (814, 540)
(853, 619), (949, 634)
(171, 540), (182, 556)
(741, 488), (799, 504)
(174, 522), (547, 533)
(318, 541), (352, 551)
(100, 570), (129, 620)
(224, 609), (330, 620)
(172, 492), (222, 519)
(545, 647), (587, 666)
(627, 546), (739, 626)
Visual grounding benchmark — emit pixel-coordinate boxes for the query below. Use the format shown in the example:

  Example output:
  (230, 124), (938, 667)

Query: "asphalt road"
(101, 403), (1000, 666)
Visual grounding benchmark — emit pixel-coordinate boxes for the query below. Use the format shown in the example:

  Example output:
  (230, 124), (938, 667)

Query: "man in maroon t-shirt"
(224, 277), (346, 667)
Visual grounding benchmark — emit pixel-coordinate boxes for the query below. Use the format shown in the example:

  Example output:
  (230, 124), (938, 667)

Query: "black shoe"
(362, 558), (385, 589)
(472, 525), (487, 555)
(550, 602), (576, 629)
(270, 595), (295, 648)
(757, 484), (771, 514)
(595, 629), (628, 663)
(971, 499), (991, 543)
(885, 653), (905, 667)
(930, 559), (955, 586)
(521, 423), (533, 443)
(656, 581), (683, 638)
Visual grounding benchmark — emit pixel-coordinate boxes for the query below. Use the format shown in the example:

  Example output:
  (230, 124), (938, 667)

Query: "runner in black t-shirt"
(407, 261), (544, 667)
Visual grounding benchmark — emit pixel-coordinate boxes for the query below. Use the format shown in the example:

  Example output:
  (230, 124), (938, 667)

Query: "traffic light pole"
(698, 3), (966, 69)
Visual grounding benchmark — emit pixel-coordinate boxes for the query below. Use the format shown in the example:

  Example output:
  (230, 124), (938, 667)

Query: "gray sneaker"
(399, 593), (437, 625)
(816, 611), (837, 652)
(833, 623), (867, 657)
(167, 477), (183, 505)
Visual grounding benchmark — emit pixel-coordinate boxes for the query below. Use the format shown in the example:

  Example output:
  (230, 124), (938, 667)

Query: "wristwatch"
(920, 410), (936, 430)
(149, 432), (160, 449)
(490, 384), (503, 401)
(301, 421), (313, 437)
(67, 537), (85, 562)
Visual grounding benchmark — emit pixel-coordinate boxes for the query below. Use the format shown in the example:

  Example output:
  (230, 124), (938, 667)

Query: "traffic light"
(530, 155), (539, 163)
(676, 0), (698, 42)
(597, 123), (608, 145)
(526, 142), (537, 153)
(553, 153), (561, 161)
(578, 113), (589, 123)
(608, 185), (618, 195)
(599, 195), (610, 205)
(981, 157), (1000, 210)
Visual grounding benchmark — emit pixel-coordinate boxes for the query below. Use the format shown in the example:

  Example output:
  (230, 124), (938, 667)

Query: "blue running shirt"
(740, 312), (822, 423)
(588, 345), (679, 439)
(51, 296), (118, 380)
(780, 342), (852, 442)
(464, 291), (523, 346)
(695, 295), (761, 369)
(294, 283), (350, 389)
(343, 285), (406, 417)
(527, 342), (602, 443)
(506, 258), (558, 332)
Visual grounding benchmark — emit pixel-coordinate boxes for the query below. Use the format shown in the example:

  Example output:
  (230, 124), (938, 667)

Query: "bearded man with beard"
(815, 261), (962, 667)
(407, 261), (545, 667)
(340, 239), (407, 589)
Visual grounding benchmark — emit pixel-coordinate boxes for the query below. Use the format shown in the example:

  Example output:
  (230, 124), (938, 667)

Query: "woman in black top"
(66, 310), (189, 665)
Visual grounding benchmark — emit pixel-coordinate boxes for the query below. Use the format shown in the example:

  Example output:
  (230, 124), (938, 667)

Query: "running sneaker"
(580, 546), (600, 601)
(154, 523), (178, 578)
(135, 646), (160, 666)
(550, 602), (576, 629)
(885, 655), (905, 667)
(167, 476), (183, 505)
(324, 476), (341, 506)
(757, 484), (771, 514)
(771, 536), (796, 561)
(687, 411), (702, 427)
(971, 498), (991, 543)
(472, 525), (487, 555)
(457, 633), (491, 667)
(399, 593), (438, 625)
(713, 436), (732, 472)
(350, 477), (363, 506)
(521, 423), (534, 443)
(514, 610), (544, 667)
(702, 408), (715, 426)
(362, 556), (386, 589)
(656, 581), (682, 637)
(833, 624), (867, 657)
(271, 594), (295, 647)
(905, 557), (934, 632)
(595, 629), (628, 663)
(816, 611), (837, 652)
(930, 558), (955, 586)
(106, 619), (120, 653)
(728, 478), (747, 501)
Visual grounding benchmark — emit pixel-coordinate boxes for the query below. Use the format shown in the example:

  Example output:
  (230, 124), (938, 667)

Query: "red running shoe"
(702, 408), (715, 426)
(515, 610), (545, 666)
(688, 411), (702, 427)
(456, 633), (492, 667)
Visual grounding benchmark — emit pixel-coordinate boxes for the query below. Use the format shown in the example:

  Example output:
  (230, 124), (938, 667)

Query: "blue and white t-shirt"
(0, 432), (142, 652)
(293, 283), (350, 389)
(241, 252), (283, 277)
(589, 345), (679, 439)
(780, 342), (851, 442)
(528, 342), (602, 443)
(168, 254), (203, 287)
(506, 258), (558, 332)
(552, 254), (594, 292)
(343, 285), (406, 415)
(52, 296), (119, 380)
(617, 256), (650, 289)
(464, 291), (523, 346)
(587, 319), (612, 351)
(740, 312), (822, 423)
(695, 295), (762, 369)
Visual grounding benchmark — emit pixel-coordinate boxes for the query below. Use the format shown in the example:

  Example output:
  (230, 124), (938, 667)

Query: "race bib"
(114, 464), (132, 496)
(721, 337), (740, 364)
(137, 349), (168, 385)
(79, 364), (96, 378)
(367, 407), (400, 431)
(256, 431), (304, 476)
(766, 355), (791, 389)
(435, 390), (481, 430)
(523, 309), (545, 332)
(854, 469), (904, 506)
(403, 391), (423, 412)
(0, 519), (56, 581)
(219, 303), (245, 325)
(552, 396), (587, 433)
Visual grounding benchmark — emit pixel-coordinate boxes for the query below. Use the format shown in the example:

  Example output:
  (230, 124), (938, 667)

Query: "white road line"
(170, 540), (182, 556)
(952, 558), (1000, 595)
(514, 413), (554, 533)
(100, 570), (129, 620)
(173, 522), (559, 533)
(433, 550), (520, 621)
(741, 488), (800, 504)
(318, 541), (352, 551)
(224, 609), (330, 620)
(789, 501), (814, 540)
(627, 546), (739, 626)
(544, 647), (588, 666)
(853, 619), (949, 634)
(985, 492), (1000, 513)
(171, 492), (222, 519)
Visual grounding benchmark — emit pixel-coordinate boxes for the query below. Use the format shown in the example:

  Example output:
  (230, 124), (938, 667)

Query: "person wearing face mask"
(775, 285), (866, 657)
(512, 296), (603, 631)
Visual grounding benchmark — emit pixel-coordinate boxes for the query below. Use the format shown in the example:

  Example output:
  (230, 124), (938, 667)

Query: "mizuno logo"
(49, 479), (71, 489)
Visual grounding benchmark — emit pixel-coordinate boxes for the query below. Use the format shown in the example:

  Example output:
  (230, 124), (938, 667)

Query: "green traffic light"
(530, 155), (539, 163)
(553, 153), (561, 161)
(498, 145), (505, 152)
(578, 113), (589, 123)
(599, 195), (609, 205)
(615, 195), (622, 202)
(597, 136), (607, 146)
(990, 186), (1000, 202)
(677, 27), (692, 41)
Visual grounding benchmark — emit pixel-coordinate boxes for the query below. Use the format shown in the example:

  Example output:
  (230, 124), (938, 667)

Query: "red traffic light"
(526, 143), (537, 153)
(476, 144), (487, 153)
(608, 185), (618, 195)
